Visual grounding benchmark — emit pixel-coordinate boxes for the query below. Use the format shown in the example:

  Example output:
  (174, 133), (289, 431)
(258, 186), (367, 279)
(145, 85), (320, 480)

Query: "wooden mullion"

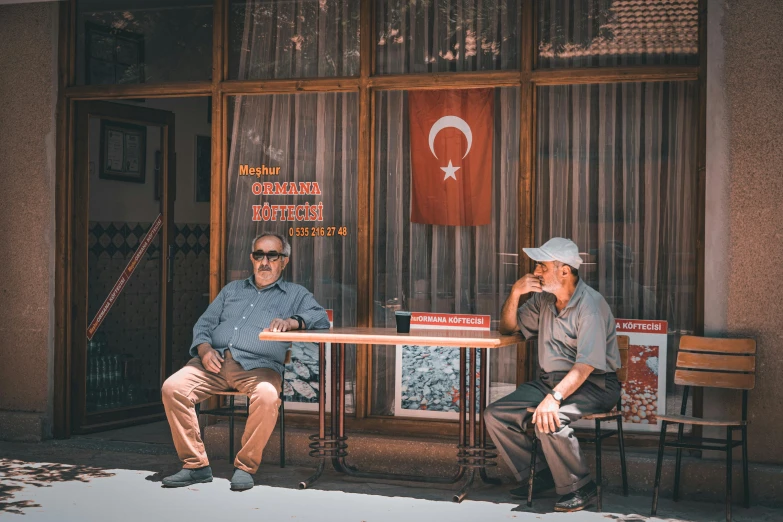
(68, 0), (76, 85)
(202, 0), (228, 418)
(65, 82), (213, 100)
(369, 71), (521, 90)
(212, 0), (226, 298)
(220, 77), (361, 95)
(354, 0), (373, 419)
(517, 1), (535, 384)
(532, 66), (700, 86)
(221, 0), (229, 83)
(522, 0), (534, 74)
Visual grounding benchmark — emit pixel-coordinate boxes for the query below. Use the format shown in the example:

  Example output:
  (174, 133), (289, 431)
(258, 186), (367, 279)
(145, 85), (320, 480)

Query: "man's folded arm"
(295, 292), (331, 330)
(574, 312), (608, 372)
(189, 287), (228, 357)
(516, 294), (542, 339)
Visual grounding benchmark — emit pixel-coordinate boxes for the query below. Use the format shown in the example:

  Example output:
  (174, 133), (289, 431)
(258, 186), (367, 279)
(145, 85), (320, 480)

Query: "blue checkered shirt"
(189, 275), (330, 375)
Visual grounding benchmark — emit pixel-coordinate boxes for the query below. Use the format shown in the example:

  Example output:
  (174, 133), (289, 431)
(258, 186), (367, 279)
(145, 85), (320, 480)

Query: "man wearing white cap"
(484, 237), (622, 512)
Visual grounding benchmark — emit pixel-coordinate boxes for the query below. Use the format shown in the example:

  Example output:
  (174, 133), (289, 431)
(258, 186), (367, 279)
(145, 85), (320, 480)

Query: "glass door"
(71, 100), (175, 432)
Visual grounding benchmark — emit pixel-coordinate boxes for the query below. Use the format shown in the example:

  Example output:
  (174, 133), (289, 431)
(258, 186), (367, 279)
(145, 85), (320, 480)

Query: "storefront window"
(76, 0), (213, 85)
(537, 0), (699, 68)
(376, 0), (521, 74)
(228, 0), (360, 80)
(371, 88), (520, 416)
(226, 93), (359, 412)
(536, 81), (699, 416)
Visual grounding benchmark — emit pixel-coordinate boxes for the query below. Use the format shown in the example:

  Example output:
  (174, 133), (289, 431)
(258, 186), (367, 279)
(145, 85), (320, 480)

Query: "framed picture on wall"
(195, 135), (211, 202)
(99, 119), (147, 183)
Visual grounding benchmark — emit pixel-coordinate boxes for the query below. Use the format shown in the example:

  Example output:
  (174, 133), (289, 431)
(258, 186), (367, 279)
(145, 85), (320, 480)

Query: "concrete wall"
(0, 1), (59, 440)
(705, 0), (783, 463)
(721, 0), (783, 462)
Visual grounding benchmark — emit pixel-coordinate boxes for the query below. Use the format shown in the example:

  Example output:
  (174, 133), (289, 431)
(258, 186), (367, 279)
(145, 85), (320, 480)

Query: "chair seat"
(526, 406), (620, 420)
(657, 414), (747, 426)
(583, 410), (621, 420)
(212, 390), (244, 396)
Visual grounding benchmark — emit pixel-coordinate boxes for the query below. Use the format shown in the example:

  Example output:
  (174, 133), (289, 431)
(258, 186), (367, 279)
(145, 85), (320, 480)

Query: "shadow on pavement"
(0, 459), (114, 515)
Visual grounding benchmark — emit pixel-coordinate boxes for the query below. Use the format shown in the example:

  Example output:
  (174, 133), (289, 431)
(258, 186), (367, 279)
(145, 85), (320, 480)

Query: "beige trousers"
(161, 351), (282, 473)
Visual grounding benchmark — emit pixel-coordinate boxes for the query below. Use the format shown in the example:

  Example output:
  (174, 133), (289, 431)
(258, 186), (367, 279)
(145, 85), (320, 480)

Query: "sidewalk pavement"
(1, 439), (782, 522)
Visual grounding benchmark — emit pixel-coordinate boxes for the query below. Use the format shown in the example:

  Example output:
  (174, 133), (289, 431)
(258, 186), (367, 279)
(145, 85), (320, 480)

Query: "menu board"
(282, 310), (333, 412)
(571, 319), (668, 432)
(394, 313), (491, 420)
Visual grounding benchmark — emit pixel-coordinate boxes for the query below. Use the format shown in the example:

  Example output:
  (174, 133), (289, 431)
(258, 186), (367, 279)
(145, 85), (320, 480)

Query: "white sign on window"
(571, 319), (668, 432)
(394, 313), (492, 420)
(282, 310), (333, 412)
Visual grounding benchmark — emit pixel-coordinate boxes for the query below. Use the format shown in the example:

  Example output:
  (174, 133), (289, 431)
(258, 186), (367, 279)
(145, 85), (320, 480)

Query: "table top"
(258, 326), (524, 348)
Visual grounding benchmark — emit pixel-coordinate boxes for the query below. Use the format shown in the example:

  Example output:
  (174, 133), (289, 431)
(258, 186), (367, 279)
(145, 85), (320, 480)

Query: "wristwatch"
(550, 390), (563, 403)
(291, 315), (305, 330)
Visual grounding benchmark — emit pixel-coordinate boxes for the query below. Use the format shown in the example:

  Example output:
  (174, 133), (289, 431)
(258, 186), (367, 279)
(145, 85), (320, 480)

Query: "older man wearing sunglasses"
(161, 232), (330, 491)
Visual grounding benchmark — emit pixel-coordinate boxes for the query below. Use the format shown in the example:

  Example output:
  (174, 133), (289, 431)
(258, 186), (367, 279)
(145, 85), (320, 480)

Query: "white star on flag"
(440, 160), (460, 181)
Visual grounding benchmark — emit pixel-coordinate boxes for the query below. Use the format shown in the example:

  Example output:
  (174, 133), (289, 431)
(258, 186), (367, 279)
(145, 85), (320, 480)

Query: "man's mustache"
(257, 267), (272, 272)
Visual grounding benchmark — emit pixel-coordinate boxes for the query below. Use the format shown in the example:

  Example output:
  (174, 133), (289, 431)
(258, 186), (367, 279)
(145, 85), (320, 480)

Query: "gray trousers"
(484, 372), (621, 495)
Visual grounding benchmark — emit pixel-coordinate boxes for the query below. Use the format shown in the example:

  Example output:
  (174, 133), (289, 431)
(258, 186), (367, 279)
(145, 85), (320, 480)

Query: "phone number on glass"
(288, 227), (348, 237)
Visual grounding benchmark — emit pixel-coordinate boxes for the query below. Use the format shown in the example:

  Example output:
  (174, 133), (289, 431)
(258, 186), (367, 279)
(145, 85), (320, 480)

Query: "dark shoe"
(553, 480), (597, 512)
(161, 466), (213, 488)
(510, 468), (556, 498)
(230, 468), (254, 491)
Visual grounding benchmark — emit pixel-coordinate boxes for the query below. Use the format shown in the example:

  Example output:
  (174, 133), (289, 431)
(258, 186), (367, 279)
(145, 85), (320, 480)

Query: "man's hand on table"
(532, 394), (562, 434)
(264, 318), (299, 333)
(197, 343), (224, 374)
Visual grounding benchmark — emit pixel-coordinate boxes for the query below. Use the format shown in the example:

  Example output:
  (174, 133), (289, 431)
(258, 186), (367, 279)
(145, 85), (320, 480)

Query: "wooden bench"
(651, 335), (756, 522)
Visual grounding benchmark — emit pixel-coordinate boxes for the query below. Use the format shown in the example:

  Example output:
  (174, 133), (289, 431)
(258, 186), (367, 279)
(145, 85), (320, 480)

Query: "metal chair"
(526, 335), (630, 511)
(651, 335), (755, 522)
(196, 349), (291, 467)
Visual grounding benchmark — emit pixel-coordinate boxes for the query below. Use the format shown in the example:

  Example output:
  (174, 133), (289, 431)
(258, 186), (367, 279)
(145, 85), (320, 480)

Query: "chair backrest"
(674, 335), (756, 390)
(616, 335), (630, 383)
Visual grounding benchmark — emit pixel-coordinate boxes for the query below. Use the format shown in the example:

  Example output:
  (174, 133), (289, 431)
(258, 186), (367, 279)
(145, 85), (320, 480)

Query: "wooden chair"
(526, 335), (630, 511)
(651, 335), (755, 522)
(196, 349), (291, 468)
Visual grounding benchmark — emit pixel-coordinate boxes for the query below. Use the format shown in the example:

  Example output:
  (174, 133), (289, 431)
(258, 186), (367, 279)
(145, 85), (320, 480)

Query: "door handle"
(168, 244), (174, 283)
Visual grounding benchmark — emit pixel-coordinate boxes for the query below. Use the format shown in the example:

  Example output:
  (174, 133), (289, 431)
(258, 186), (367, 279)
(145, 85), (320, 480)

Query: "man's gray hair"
(251, 232), (291, 257)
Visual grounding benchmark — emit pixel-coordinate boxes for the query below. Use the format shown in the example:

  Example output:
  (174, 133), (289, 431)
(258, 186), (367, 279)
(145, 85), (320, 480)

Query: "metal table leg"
(334, 343), (465, 484)
(305, 342), (495, 495)
(301, 342), (347, 489)
(453, 347), (499, 502)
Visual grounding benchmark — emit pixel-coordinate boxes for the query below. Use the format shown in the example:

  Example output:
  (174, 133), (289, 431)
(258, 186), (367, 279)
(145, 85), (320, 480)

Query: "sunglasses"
(251, 250), (287, 262)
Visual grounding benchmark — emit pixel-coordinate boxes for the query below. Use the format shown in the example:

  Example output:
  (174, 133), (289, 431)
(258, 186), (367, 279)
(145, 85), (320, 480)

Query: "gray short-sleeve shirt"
(517, 279), (621, 376)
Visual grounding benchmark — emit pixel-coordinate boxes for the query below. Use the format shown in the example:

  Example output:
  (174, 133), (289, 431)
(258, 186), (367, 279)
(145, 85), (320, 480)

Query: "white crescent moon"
(428, 116), (472, 160)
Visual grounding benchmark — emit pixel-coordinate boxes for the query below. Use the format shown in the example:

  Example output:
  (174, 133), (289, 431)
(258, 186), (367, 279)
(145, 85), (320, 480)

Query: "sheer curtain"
(225, 1), (360, 410)
(371, 88), (520, 415)
(229, 0), (359, 80)
(225, 92), (359, 410)
(376, 0), (520, 74)
(536, 81), (699, 411)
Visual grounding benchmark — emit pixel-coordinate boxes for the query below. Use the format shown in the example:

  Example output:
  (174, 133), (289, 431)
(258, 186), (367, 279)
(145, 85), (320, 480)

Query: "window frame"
(55, 0), (707, 442)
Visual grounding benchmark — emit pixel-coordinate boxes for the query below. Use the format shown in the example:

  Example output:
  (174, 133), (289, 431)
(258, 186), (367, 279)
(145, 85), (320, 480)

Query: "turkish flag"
(408, 89), (493, 226)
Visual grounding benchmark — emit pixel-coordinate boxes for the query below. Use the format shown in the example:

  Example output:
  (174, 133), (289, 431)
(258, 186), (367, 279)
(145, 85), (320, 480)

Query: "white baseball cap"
(523, 238), (583, 269)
